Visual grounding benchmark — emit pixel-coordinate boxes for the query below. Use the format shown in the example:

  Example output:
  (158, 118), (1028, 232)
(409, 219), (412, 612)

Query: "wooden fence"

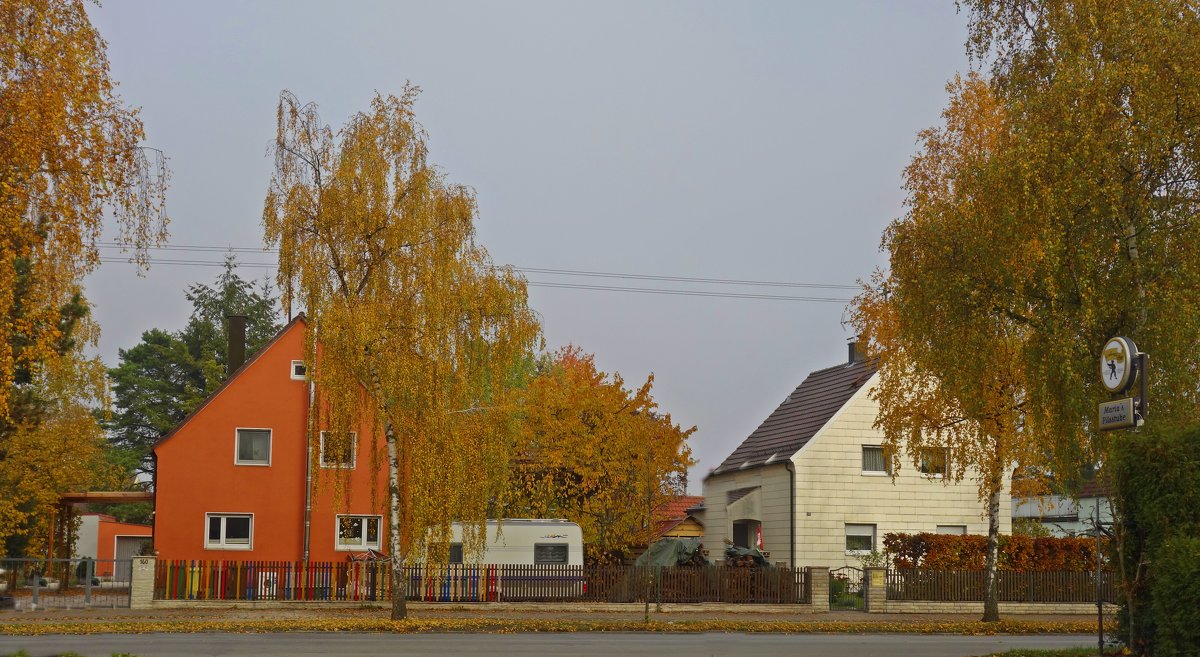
(153, 560), (812, 604)
(886, 569), (1118, 603)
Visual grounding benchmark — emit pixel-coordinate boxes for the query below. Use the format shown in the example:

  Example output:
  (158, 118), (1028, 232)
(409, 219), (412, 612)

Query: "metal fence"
(155, 560), (813, 604)
(0, 558), (133, 609)
(886, 568), (1118, 603)
(829, 565), (864, 610)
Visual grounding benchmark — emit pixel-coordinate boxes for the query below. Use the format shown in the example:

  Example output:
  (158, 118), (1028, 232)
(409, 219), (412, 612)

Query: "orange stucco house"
(152, 315), (388, 562)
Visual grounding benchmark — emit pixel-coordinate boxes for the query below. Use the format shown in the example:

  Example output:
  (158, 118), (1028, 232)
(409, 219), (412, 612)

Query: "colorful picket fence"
(153, 560), (813, 604)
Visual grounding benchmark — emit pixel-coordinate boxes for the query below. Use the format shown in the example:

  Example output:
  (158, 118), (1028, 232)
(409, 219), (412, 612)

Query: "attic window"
(290, 360), (307, 380)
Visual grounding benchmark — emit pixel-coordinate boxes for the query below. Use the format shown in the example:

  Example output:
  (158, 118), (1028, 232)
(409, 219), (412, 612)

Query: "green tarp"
(635, 537), (707, 567)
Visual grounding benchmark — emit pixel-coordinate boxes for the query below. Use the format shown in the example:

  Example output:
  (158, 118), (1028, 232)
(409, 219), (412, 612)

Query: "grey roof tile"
(711, 358), (876, 476)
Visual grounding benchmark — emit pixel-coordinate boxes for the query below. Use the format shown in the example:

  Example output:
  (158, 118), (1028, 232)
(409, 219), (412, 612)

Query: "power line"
(98, 257), (854, 303)
(95, 242), (861, 291)
(522, 281), (850, 302)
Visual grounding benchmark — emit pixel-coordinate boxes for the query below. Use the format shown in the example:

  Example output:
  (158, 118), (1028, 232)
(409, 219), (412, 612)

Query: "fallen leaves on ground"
(0, 618), (1097, 636)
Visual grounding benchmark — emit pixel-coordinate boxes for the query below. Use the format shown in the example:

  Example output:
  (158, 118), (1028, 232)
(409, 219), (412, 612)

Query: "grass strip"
(0, 618), (1097, 637)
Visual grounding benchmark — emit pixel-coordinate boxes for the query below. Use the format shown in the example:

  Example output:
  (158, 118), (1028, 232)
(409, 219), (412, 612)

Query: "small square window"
(919, 447), (949, 477)
(336, 515), (382, 550)
(319, 431), (356, 469)
(534, 543), (569, 564)
(206, 513), (253, 550)
(291, 360), (307, 380)
(235, 429), (271, 465)
(845, 523), (876, 554)
(862, 446), (889, 474)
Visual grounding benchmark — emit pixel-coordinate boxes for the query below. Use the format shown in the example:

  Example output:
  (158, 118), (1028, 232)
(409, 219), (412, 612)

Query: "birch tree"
(1, 0), (169, 418)
(850, 74), (1043, 622)
(263, 88), (541, 619)
(856, 0), (1200, 624)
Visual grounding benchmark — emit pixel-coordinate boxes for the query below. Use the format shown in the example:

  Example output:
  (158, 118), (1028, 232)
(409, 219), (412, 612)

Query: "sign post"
(1095, 336), (1149, 656)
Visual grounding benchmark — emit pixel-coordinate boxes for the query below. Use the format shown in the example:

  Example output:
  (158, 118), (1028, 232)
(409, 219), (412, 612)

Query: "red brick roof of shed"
(710, 358), (876, 476)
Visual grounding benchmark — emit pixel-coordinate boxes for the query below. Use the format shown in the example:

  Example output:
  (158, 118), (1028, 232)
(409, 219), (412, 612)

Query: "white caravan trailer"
(447, 519), (584, 566)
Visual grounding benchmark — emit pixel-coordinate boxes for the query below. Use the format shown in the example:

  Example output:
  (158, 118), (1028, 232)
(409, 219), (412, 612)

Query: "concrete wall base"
(879, 600), (1118, 615)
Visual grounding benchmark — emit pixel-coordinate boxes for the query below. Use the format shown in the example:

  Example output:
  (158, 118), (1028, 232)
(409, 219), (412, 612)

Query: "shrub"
(1146, 536), (1200, 656)
(882, 532), (1102, 571)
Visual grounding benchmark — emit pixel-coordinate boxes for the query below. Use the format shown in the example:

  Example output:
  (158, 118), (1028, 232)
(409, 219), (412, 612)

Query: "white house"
(700, 344), (1011, 569)
(1012, 480), (1112, 537)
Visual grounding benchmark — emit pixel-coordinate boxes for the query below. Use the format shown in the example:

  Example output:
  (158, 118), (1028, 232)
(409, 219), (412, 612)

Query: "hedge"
(883, 533), (1103, 571)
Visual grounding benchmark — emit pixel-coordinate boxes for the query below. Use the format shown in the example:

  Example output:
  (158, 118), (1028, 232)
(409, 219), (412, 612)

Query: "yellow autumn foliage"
(0, 335), (122, 555)
(0, 0), (169, 419)
(263, 87), (541, 618)
(504, 346), (695, 563)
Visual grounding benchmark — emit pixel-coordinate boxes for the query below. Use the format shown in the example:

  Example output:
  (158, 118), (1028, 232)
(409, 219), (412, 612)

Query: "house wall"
(96, 519), (152, 576)
(701, 464), (793, 564)
(75, 515), (100, 560)
(154, 321), (390, 563)
(702, 374), (1013, 570)
(1013, 494), (1112, 537)
(790, 375), (1010, 569)
(662, 518), (704, 539)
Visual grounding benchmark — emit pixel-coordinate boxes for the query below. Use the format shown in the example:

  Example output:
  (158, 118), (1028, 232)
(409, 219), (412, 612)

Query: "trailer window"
(534, 543), (568, 564)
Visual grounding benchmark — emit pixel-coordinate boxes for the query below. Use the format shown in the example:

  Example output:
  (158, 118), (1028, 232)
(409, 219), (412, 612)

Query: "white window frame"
(205, 513), (254, 550)
(861, 445), (889, 476)
(335, 514), (382, 551)
(318, 431), (357, 469)
(290, 360), (307, 381)
(936, 524), (967, 535)
(845, 523), (876, 555)
(918, 447), (948, 478)
(234, 428), (272, 466)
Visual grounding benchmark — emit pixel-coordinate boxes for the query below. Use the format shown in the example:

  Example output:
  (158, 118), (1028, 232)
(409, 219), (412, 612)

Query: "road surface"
(0, 631), (1095, 656)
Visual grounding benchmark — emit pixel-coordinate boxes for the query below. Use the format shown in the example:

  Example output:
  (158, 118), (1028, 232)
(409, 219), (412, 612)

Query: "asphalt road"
(0, 632), (1095, 657)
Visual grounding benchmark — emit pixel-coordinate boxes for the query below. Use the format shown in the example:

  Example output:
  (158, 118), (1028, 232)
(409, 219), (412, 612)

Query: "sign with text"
(1099, 398), (1137, 431)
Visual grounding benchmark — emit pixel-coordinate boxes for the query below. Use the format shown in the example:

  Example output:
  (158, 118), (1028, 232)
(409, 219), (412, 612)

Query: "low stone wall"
(880, 600), (1116, 615)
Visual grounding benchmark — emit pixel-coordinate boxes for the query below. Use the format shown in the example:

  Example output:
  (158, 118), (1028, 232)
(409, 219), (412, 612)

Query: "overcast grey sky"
(84, 1), (971, 490)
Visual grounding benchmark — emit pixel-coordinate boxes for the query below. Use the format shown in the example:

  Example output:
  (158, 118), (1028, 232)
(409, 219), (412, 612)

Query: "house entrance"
(829, 565), (864, 610)
(731, 520), (761, 549)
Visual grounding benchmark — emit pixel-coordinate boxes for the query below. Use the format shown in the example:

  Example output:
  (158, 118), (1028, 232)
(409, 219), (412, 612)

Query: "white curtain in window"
(862, 446), (887, 472)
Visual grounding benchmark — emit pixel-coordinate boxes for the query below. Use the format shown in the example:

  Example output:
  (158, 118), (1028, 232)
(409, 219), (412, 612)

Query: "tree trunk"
(386, 421), (407, 620)
(982, 486), (1001, 622)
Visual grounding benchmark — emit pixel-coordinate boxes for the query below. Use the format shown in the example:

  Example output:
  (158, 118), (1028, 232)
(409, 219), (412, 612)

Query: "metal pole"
(1138, 353), (1148, 421)
(1096, 500), (1103, 656)
(84, 559), (93, 606)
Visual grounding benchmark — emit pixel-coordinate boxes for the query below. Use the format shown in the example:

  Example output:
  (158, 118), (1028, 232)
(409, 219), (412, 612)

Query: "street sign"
(1099, 398), (1137, 431)
(1101, 337), (1138, 393)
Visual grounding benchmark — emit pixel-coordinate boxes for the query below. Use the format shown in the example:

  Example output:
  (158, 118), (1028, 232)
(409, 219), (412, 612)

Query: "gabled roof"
(654, 495), (705, 522)
(710, 357), (876, 476)
(652, 495), (705, 537)
(153, 313), (306, 451)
